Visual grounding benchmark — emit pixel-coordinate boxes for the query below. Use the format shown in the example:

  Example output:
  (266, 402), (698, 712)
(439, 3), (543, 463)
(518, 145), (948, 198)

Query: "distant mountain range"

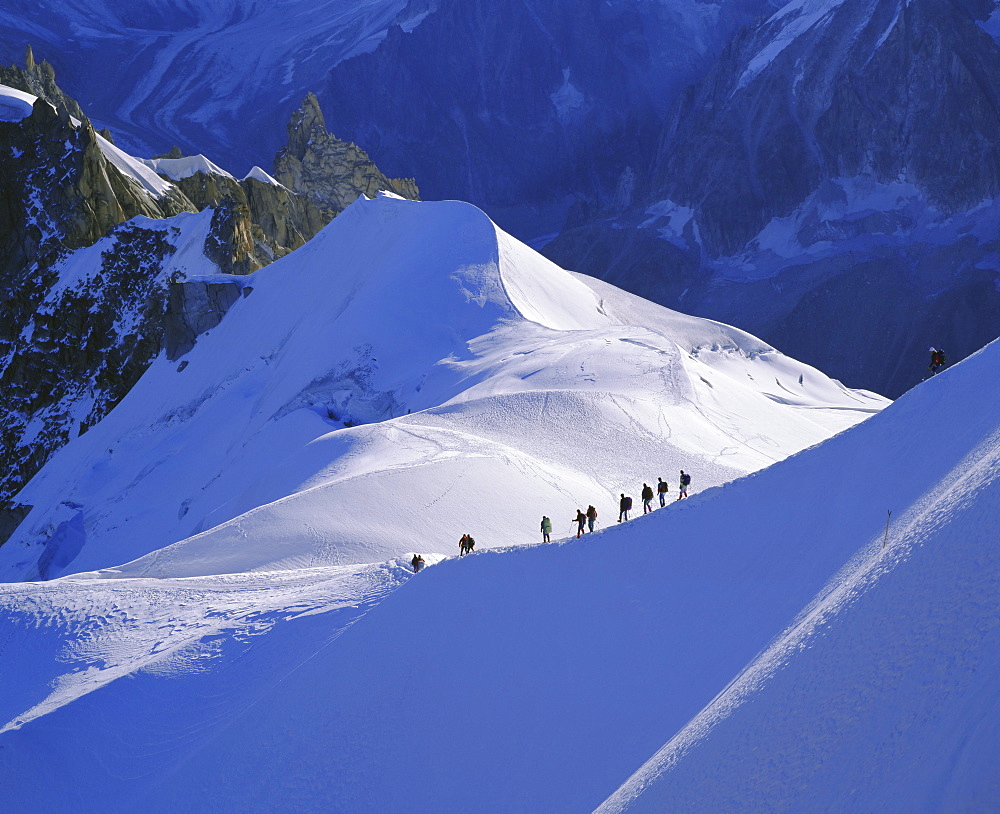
(2, 0), (997, 396)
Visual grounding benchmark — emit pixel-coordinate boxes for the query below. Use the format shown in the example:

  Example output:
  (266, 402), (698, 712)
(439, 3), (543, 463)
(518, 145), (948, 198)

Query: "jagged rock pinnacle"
(273, 93), (419, 217)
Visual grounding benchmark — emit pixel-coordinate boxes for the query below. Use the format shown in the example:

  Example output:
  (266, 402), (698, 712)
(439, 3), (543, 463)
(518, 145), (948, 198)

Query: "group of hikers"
(412, 346), (950, 571)
(546, 469), (693, 544)
(410, 470), (693, 571)
(411, 534), (475, 571)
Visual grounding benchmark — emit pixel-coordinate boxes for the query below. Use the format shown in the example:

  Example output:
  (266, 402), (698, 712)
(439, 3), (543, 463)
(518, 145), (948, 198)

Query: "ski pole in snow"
(882, 510), (891, 549)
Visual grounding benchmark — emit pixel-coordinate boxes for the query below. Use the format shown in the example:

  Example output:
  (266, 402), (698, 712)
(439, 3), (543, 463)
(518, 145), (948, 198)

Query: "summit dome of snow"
(0, 193), (883, 581)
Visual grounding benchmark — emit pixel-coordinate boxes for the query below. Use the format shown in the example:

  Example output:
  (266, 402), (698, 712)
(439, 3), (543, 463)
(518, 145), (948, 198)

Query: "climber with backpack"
(586, 505), (598, 533)
(573, 509), (587, 538)
(678, 470), (691, 500)
(619, 493), (633, 522)
(657, 477), (669, 507)
(541, 515), (552, 543)
(641, 483), (655, 514)
(411, 554), (425, 572)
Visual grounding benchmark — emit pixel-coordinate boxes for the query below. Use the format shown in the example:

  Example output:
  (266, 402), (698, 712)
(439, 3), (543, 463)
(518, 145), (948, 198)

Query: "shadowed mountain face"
(0, 0), (768, 237)
(650, 0), (1000, 257)
(546, 0), (1000, 397)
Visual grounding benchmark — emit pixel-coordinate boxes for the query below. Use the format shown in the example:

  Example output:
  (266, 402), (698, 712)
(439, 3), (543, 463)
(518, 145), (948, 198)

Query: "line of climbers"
(412, 470), (694, 570)
(547, 469), (693, 543)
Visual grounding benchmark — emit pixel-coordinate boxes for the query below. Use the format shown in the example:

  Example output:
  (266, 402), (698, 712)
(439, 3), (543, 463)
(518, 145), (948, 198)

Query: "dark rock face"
(242, 175), (327, 257)
(273, 93), (420, 218)
(0, 60), (326, 520)
(548, 0), (1000, 398)
(652, 0), (1000, 257)
(164, 279), (247, 362)
(0, 221), (178, 505)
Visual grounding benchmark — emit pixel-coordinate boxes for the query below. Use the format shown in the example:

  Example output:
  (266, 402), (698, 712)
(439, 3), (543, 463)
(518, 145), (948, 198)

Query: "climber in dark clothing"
(641, 483), (655, 514)
(929, 347), (946, 374)
(619, 493), (632, 522)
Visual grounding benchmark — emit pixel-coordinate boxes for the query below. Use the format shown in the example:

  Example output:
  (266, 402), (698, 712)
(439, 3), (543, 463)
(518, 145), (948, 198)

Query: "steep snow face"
(598, 346), (1000, 813)
(0, 194), (884, 581)
(0, 322), (993, 814)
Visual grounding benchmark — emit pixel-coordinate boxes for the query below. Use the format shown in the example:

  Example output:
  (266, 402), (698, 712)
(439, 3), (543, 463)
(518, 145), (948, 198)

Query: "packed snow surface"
(242, 165), (284, 186)
(0, 193), (883, 582)
(0, 323), (995, 812)
(18, 194), (989, 813)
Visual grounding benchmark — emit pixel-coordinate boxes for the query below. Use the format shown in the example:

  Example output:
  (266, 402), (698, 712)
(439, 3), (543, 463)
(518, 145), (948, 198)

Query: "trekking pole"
(882, 510), (891, 549)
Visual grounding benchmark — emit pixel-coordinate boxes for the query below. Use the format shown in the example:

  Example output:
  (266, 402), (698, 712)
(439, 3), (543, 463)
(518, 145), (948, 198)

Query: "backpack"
(657, 481), (667, 493)
(624, 497), (633, 510)
(467, 537), (475, 547)
(587, 506), (597, 519)
(642, 486), (653, 500)
(681, 473), (691, 486)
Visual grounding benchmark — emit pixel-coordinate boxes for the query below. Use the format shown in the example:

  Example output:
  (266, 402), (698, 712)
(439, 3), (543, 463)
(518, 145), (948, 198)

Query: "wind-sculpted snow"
(0, 194), (884, 581)
(0, 560), (412, 734)
(1, 339), (995, 812)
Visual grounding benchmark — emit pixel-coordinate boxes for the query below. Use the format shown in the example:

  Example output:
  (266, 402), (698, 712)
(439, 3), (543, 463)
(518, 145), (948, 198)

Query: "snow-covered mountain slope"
(0, 307), (994, 813)
(0, 193), (884, 581)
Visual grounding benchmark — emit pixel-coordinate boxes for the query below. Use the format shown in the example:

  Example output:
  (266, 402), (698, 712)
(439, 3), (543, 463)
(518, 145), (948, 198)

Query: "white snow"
(0, 193), (884, 583)
(641, 199), (697, 248)
(95, 135), (177, 198)
(551, 68), (586, 118)
(242, 165), (285, 186)
(0, 333), (995, 811)
(979, 4), (1000, 43)
(142, 153), (235, 181)
(0, 84), (36, 121)
(1, 191), (995, 810)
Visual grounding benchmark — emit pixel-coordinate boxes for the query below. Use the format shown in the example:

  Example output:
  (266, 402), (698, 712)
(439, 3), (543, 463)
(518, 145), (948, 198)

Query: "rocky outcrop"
(0, 45), (85, 124)
(241, 175), (327, 256)
(203, 195), (259, 276)
(164, 278), (250, 362)
(0, 220), (180, 506)
(168, 170), (328, 272)
(273, 93), (419, 218)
